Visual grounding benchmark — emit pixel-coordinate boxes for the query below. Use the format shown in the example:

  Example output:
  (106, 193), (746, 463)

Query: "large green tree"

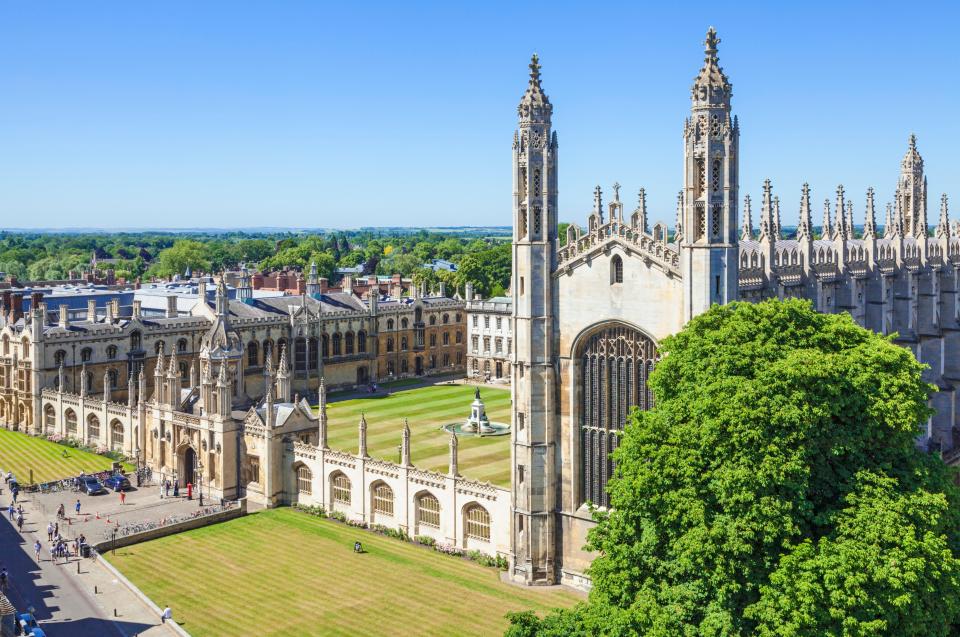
(507, 299), (960, 637)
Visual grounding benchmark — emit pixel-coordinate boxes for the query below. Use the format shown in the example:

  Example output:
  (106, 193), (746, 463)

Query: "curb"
(95, 554), (191, 636)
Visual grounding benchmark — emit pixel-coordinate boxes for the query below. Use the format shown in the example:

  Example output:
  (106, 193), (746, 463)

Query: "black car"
(79, 476), (107, 495)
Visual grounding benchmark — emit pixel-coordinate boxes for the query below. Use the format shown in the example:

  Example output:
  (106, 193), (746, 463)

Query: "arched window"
(611, 255), (624, 284)
(464, 504), (491, 542)
(321, 334), (329, 358)
(401, 359), (409, 374)
(332, 333), (342, 356)
(177, 338), (188, 353)
(386, 337), (394, 353)
(429, 333), (436, 347)
(21, 337), (29, 358)
(456, 331), (462, 344)
(111, 420), (124, 450)
(178, 361), (188, 382)
(372, 482), (394, 518)
(345, 332), (354, 355)
(295, 337), (308, 371)
(87, 414), (100, 443)
(442, 314), (449, 324)
(2, 335), (8, 355)
(401, 318), (408, 329)
(386, 318), (394, 331)
(155, 340), (165, 355)
(81, 347), (93, 362)
(130, 330), (142, 351)
(579, 324), (656, 509)
(400, 337), (408, 351)
(65, 409), (77, 437)
(108, 369), (118, 389)
(429, 315), (436, 326)
(443, 332), (449, 346)
(417, 493), (440, 528)
(296, 465), (312, 494)
(106, 345), (118, 360)
(263, 339), (274, 364)
(44, 404), (56, 432)
(455, 313), (461, 322)
(357, 330), (367, 353)
(387, 360), (395, 376)
(332, 473), (351, 504)
(247, 341), (259, 367)
(86, 371), (94, 392)
(54, 350), (67, 365)
(308, 338), (319, 369)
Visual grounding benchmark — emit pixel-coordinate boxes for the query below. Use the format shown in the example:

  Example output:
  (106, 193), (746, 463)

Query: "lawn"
(325, 383), (512, 486)
(110, 508), (581, 637)
(0, 428), (130, 484)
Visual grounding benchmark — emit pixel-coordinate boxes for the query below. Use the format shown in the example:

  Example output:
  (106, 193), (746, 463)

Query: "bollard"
(77, 560), (80, 574)
(114, 608), (117, 617)
(94, 585), (98, 594)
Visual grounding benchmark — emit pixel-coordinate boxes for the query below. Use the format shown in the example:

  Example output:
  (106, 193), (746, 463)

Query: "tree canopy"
(507, 299), (960, 637)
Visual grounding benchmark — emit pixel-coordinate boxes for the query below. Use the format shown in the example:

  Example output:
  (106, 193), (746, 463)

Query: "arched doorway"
(181, 446), (196, 487)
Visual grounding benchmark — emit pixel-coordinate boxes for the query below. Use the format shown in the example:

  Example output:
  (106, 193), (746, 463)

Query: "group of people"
(158, 478), (203, 505)
(3, 470), (19, 503)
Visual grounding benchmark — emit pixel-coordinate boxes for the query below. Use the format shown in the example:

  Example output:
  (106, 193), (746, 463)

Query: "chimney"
(342, 275), (353, 294)
(106, 269), (116, 285)
(319, 277), (329, 294)
(133, 299), (142, 319)
(59, 304), (69, 328)
(367, 275), (378, 287)
(30, 292), (43, 313)
(87, 299), (97, 322)
(105, 301), (115, 323)
(10, 293), (23, 323)
(439, 281), (447, 297)
(465, 282), (474, 302)
(166, 295), (178, 318)
(197, 280), (207, 300)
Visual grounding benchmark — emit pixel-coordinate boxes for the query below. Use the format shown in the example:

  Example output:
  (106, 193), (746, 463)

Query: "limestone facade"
(465, 286), (513, 381)
(510, 28), (960, 590)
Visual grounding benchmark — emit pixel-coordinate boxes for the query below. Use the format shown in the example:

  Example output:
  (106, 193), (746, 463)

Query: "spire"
(277, 344), (288, 377)
(937, 194), (951, 239)
(884, 201), (894, 238)
(138, 366), (146, 406)
(80, 363), (88, 397)
(846, 199), (855, 240)
(797, 184), (813, 241)
(822, 199), (832, 240)
(863, 188), (877, 239)
(358, 413), (368, 458)
(103, 369), (111, 403)
(401, 418), (411, 467)
(740, 194), (753, 241)
(215, 277), (228, 316)
(758, 179), (774, 242)
(593, 185), (603, 223)
(632, 187), (649, 234)
(127, 370), (136, 407)
(834, 186), (848, 240)
(517, 53), (552, 124)
(448, 430), (459, 477)
(772, 195), (782, 240)
(692, 27), (731, 109)
(675, 190), (684, 243)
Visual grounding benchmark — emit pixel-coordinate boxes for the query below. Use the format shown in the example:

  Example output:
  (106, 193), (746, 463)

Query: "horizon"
(1, 2), (958, 229)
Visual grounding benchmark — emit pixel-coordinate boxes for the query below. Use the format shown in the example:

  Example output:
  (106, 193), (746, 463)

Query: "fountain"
(442, 387), (510, 437)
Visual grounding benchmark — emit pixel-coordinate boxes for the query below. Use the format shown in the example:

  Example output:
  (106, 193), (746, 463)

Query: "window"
(55, 350), (67, 365)
(401, 359), (409, 373)
(483, 337), (490, 352)
(21, 338), (29, 358)
(472, 336), (479, 352)
(130, 331), (142, 351)
(357, 330), (367, 353)
(611, 255), (624, 284)
(429, 315), (436, 326)
(320, 335), (328, 358)
(44, 404), (56, 432)
(430, 333), (436, 347)
(387, 318), (394, 331)
(430, 355), (436, 369)
(472, 316), (478, 327)
(496, 317), (502, 329)
(296, 465), (312, 494)
(443, 353), (450, 366)
(373, 483), (394, 517)
(244, 456), (261, 485)
(155, 340), (165, 355)
(177, 338), (188, 353)
(455, 313), (461, 322)
(387, 337), (394, 353)
(401, 318), (409, 329)
(106, 345), (118, 360)
(495, 338), (502, 353)
(108, 369), (118, 389)
(332, 333), (342, 356)
(465, 504), (491, 542)
(248, 342), (259, 366)
(332, 474), (351, 504)
(401, 337), (408, 351)
(81, 347), (92, 362)
(387, 360), (395, 375)
(417, 493), (440, 528)
(484, 316), (490, 328)
(456, 352), (462, 365)
(87, 414), (100, 443)
(442, 332), (449, 346)
(111, 420), (124, 450)
(178, 362), (188, 382)
(65, 410), (77, 437)
(456, 331), (462, 344)
(295, 337), (308, 371)
(345, 332), (354, 355)
(442, 314), (449, 324)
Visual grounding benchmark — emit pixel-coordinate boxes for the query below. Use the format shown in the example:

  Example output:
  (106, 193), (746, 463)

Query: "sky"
(0, 1), (958, 230)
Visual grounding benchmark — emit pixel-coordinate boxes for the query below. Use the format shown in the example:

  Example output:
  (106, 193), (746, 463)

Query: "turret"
(358, 413), (368, 458)
(740, 195), (753, 241)
(401, 418), (411, 466)
(797, 184), (814, 271)
(80, 363), (88, 397)
(103, 369), (111, 403)
(318, 377), (328, 449)
(758, 180), (775, 277)
(276, 345), (290, 402)
(631, 188), (649, 234)
(127, 370), (136, 408)
(448, 430), (459, 477)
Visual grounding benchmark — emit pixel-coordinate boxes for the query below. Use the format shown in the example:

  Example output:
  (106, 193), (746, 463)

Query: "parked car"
(79, 476), (107, 495)
(103, 475), (132, 492)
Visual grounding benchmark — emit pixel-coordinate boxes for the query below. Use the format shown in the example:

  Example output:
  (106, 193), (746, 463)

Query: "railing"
(102, 501), (240, 541)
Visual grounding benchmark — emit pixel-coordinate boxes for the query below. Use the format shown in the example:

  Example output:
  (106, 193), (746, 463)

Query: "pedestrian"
(16, 513), (23, 533)
(161, 605), (172, 624)
(11, 486), (17, 504)
(0, 568), (8, 593)
(198, 490), (204, 507)
(54, 522), (59, 538)
(164, 480), (170, 498)
(75, 499), (81, 516)
(34, 539), (42, 562)
(173, 481), (179, 498)
(119, 490), (126, 506)
(46, 522), (53, 541)
(57, 503), (65, 519)
(159, 482), (164, 500)
(7, 503), (14, 521)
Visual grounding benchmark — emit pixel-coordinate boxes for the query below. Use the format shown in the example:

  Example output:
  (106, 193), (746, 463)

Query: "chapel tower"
(897, 134), (928, 241)
(681, 27), (740, 320)
(510, 54), (560, 585)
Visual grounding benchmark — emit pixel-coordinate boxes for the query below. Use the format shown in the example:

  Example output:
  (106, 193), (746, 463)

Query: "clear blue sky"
(1, 1), (957, 230)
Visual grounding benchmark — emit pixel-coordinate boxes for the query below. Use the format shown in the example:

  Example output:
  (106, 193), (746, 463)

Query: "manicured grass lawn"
(325, 383), (511, 486)
(0, 428), (130, 484)
(110, 508), (581, 637)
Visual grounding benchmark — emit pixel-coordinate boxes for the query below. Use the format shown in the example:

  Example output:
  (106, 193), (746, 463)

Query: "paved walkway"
(1, 486), (192, 636)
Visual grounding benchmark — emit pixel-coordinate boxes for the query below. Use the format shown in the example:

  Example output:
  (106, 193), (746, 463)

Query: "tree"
(151, 240), (212, 277)
(510, 299), (960, 636)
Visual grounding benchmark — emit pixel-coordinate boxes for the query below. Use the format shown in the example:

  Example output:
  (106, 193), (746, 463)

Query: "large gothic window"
(579, 324), (656, 509)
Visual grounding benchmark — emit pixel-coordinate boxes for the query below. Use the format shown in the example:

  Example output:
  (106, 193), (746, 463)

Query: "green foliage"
(511, 299), (960, 636)
(454, 243), (511, 297)
(151, 239), (212, 277)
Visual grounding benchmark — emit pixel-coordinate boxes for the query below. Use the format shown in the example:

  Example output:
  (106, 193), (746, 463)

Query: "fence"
(94, 499), (246, 552)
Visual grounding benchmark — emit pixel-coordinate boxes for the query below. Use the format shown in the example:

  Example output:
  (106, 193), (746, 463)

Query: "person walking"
(34, 539), (42, 562)
(119, 490), (126, 506)
(46, 522), (53, 541)
(198, 490), (204, 507)
(11, 486), (17, 504)
(161, 605), (172, 624)
(74, 499), (81, 517)
(54, 522), (59, 538)
(57, 503), (65, 520)
(16, 512), (24, 533)
(0, 568), (8, 593)
(7, 503), (14, 521)
(159, 481), (164, 499)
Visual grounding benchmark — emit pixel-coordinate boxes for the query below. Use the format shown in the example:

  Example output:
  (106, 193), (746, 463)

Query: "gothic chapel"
(510, 28), (960, 589)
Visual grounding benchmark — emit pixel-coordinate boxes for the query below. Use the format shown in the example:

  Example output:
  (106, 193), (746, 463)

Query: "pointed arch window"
(610, 255), (623, 285)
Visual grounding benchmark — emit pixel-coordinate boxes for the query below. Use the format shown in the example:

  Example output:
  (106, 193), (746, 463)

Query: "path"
(1, 489), (185, 636)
